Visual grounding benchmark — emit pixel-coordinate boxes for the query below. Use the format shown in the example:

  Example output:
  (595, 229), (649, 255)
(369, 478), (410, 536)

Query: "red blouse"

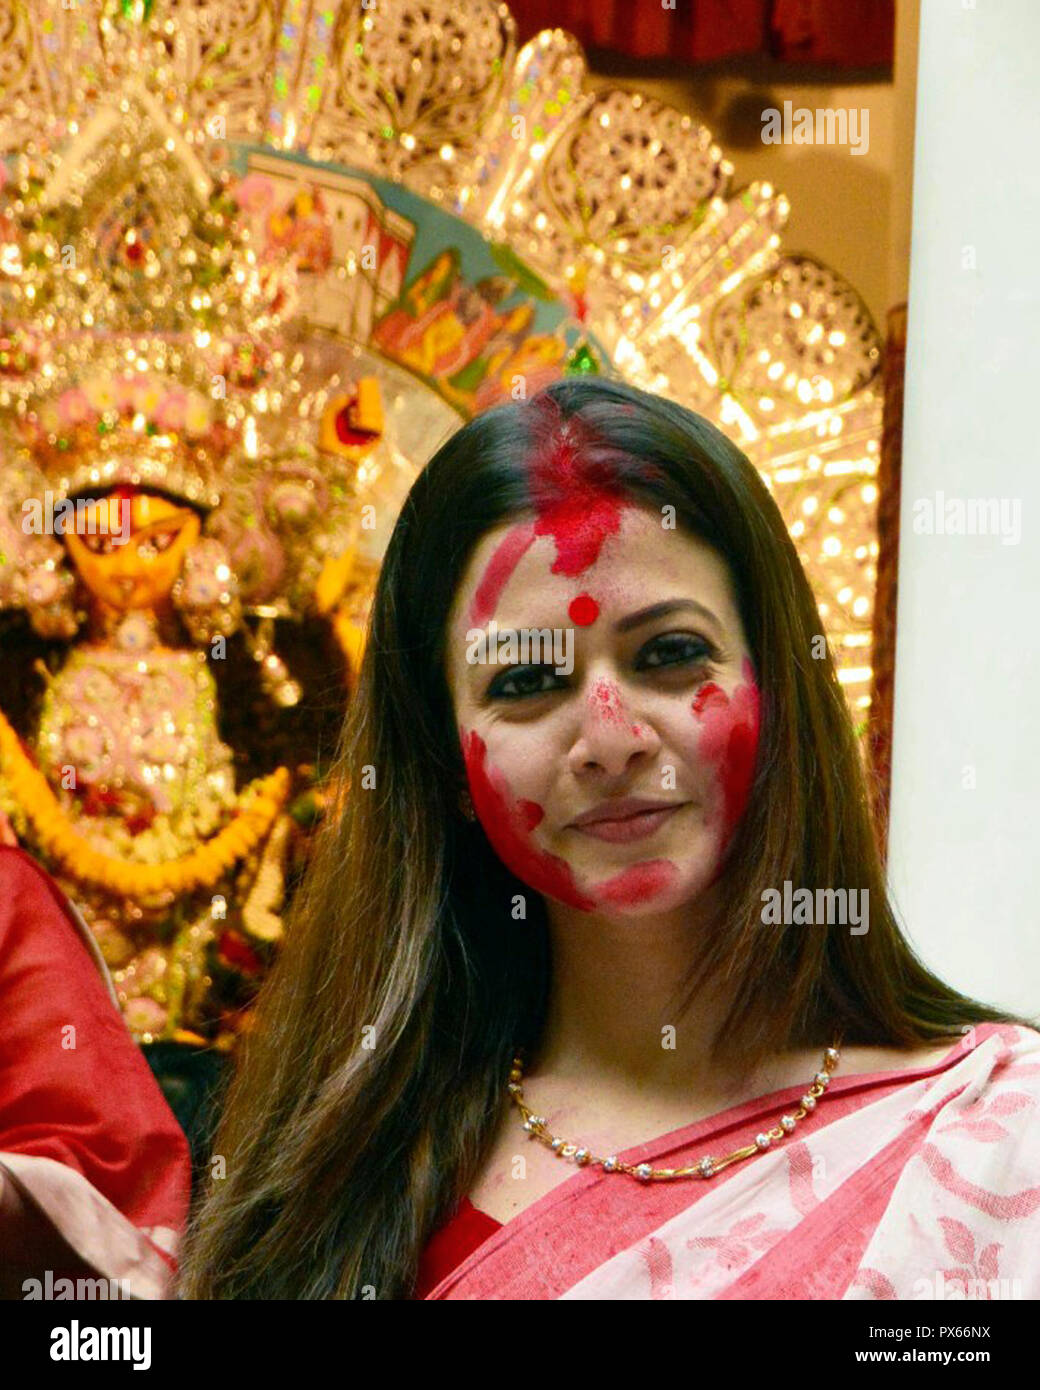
(414, 1197), (502, 1299)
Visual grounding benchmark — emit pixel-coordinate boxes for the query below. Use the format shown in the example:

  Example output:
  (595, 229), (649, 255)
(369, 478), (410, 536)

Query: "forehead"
(449, 504), (740, 634)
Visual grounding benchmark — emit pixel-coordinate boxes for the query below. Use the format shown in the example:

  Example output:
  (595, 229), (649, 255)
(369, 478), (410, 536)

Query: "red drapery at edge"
(505, 0), (894, 69)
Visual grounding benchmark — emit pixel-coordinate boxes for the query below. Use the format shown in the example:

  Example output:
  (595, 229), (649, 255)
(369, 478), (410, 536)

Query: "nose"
(108, 543), (140, 578)
(97, 533), (147, 593)
(567, 675), (660, 778)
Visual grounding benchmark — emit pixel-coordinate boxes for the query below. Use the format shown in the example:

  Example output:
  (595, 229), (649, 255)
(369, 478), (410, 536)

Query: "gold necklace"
(508, 1041), (842, 1181)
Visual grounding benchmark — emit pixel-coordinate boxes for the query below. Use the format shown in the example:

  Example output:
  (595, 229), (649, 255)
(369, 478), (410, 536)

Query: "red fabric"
(506, 0), (894, 68)
(0, 845), (191, 1267)
(414, 1196), (503, 1299)
(413, 1029), (1006, 1298)
(413, 1074), (917, 1298)
(422, 1025), (1040, 1300)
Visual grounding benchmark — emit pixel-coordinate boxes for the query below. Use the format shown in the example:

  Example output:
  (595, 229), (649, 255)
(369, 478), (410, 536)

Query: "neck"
(87, 602), (175, 648)
(534, 892), (756, 1104)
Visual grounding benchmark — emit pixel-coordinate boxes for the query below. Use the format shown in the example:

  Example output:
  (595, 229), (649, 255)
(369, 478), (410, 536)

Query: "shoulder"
(0, 842), (52, 884)
(0, 845), (69, 932)
(925, 1021), (1040, 1102)
(860, 1023), (1040, 1213)
(848, 1024), (1040, 1298)
(846, 1023), (1040, 1088)
(963, 1020), (1040, 1080)
(0, 845), (118, 1006)
(907, 1022), (1040, 1206)
(0, 845), (84, 943)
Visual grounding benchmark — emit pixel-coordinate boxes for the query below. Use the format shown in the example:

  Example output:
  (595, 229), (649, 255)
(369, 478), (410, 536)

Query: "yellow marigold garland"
(332, 608), (367, 684)
(0, 706), (290, 897)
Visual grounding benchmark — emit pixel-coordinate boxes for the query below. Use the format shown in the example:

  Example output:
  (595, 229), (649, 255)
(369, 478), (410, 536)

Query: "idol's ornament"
(0, 2), (606, 1071)
(0, 0), (889, 1065)
(0, 0), (885, 734)
(0, 86), (387, 1050)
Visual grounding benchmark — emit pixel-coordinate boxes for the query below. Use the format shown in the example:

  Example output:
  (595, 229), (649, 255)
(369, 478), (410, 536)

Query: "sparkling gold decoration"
(0, 0), (888, 1045)
(0, 33), (383, 1042)
(2, 3), (883, 719)
(0, 83), (367, 616)
(0, 0), (880, 719)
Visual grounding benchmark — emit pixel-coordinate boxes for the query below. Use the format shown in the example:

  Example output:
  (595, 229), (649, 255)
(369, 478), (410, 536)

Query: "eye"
(138, 527), (181, 558)
(486, 664), (562, 701)
(636, 632), (717, 671)
(79, 531), (116, 555)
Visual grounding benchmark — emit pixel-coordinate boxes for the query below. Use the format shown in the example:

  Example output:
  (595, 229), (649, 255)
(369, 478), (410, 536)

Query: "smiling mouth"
(571, 803), (687, 844)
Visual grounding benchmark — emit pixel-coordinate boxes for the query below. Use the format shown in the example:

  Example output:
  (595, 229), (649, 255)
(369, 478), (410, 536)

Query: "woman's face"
(445, 503), (760, 917)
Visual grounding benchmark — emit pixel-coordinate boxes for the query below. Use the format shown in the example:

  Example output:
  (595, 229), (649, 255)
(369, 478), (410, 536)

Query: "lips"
(571, 798), (684, 828)
(569, 799), (687, 844)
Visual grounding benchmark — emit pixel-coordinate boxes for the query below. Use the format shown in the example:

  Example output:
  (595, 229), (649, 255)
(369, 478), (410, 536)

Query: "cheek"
(689, 658), (761, 840)
(459, 727), (596, 911)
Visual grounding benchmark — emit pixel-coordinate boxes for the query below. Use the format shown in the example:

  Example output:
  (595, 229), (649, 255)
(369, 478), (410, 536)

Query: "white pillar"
(887, 0), (1040, 1016)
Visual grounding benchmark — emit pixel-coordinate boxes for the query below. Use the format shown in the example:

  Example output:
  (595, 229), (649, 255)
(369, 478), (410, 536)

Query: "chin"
(551, 850), (718, 917)
(615, 866), (719, 915)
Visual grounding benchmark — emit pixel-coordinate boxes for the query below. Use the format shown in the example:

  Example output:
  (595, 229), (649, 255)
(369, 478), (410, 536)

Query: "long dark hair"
(181, 376), (1032, 1299)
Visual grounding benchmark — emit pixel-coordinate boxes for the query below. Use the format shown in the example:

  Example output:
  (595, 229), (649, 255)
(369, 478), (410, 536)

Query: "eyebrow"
(614, 599), (722, 635)
(133, 512), (194, 537)
(468, 599), (724, 644)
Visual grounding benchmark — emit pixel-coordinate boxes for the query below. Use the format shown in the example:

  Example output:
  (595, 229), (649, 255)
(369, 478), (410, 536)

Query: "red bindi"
(568, 593), (599, 626)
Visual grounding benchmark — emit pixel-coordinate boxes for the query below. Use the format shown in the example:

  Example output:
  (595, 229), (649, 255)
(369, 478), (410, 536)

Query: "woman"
(182, 377), (1039, 1300)
(0, 842), (190, 1298)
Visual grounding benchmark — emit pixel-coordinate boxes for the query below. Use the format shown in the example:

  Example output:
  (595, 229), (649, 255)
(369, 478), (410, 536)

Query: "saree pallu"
(0, 846), (191, 1298)
(424, 1022), (1040, 1299)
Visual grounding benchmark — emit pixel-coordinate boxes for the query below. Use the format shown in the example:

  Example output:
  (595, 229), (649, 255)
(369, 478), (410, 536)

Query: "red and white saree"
(418, 1021), (1040, 1299)
(0, 846), (191, 1298)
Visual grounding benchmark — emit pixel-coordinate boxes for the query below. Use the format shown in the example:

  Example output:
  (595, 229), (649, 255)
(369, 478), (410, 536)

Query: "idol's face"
(445, 503), (760, 917)
(65, 491), (200, 613)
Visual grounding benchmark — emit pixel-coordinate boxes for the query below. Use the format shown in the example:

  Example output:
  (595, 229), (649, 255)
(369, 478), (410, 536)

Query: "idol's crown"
(0, 80), (295, 384)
